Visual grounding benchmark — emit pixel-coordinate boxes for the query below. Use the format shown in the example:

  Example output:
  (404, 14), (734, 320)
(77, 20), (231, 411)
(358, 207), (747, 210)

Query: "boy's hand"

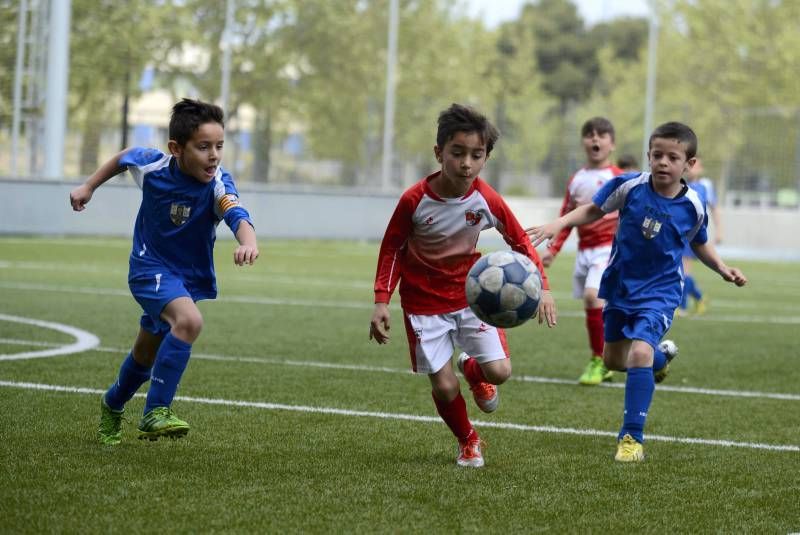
(69, 184), (94, 211)
(369, 303), (391, 344)
(536, 290), (557, 327)
(233, 244), (259, 266)
(721, 266), (747, 287)
(526, 222), (561, 248)
(540, 249), (555, 268)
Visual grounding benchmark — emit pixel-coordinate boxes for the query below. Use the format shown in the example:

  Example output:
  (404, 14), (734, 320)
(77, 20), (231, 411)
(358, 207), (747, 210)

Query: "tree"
(69, 0), (177, 174)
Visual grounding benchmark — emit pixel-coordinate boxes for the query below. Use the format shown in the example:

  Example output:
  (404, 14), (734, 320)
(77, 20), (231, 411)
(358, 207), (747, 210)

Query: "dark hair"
(648, 122), (698, 159)
(436, 103), (500, 155)
(169, 98), (225, 145)
(581, 116), (615, 141)
(617, 154), (639, 170)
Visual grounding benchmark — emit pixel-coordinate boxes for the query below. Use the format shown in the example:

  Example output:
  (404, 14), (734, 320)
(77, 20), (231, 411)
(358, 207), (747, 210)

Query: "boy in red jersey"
(541, 117), (623, 385)
(369, 103), (557, 468)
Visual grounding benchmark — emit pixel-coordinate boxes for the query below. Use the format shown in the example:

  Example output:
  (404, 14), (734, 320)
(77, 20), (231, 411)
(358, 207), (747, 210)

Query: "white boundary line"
(2, 281), (800, 324)
(0, 314), (99, 360)
(2, 337), (798, 402)
(0, 379), (796, 453)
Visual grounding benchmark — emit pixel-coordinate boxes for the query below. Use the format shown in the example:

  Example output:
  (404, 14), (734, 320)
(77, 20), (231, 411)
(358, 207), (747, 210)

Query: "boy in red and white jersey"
(541, 117), (622, 386)
(369, 103), (557, 468)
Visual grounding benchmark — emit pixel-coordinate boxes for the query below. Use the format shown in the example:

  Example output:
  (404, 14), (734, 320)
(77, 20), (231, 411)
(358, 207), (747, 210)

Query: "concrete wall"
(1, 179), (798, 260)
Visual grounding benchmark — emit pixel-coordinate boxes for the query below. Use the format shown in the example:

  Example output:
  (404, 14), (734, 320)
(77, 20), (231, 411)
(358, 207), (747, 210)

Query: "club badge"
(641, 216), (662, 239)
(465, 210), (482, 226)
(170, 203), (191, 226)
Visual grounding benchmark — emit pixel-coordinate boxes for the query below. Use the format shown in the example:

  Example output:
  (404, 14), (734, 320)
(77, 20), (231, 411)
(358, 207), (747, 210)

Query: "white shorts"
(402, 307), (509, 375)
(572, 245), (612, 298)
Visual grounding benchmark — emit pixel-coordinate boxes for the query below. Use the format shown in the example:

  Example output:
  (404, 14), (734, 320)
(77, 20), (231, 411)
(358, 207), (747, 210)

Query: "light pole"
(380, 0), (399, 191)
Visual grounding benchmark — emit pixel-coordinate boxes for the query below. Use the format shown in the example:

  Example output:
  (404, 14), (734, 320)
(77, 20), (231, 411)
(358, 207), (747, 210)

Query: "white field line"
(0, 314), (99, 360)
(3, 260), (800, 306)
(3, 280), (800, 324)
(0, 379), (797, 453)
(3, 338), (797, 402)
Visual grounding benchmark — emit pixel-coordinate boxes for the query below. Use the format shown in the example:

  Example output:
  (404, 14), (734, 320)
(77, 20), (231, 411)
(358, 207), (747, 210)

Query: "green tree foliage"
(0, 0), (19, 126)
(513, 0), (597, 190)
(661, 0), (800, 193)
(69, 0), (177, 173)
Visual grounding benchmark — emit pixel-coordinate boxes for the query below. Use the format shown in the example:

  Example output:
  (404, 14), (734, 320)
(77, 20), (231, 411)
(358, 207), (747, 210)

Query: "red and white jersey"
(374, 172), (550, 315)
(548, 165), (622, 255)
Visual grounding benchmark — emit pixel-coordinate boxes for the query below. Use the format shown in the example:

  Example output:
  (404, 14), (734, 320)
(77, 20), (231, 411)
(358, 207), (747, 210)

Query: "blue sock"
(104, 352), (152, 411)
(653, 347), (667, 373)
(619, 367), (655, 443)
(144, 333), (192, 415)
(679, 284), (689, 310)
(685, 275), (702, 301)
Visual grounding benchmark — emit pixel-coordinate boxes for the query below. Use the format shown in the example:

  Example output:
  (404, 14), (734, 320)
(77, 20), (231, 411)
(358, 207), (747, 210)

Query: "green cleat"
(98, 396), (125, 445)
(654, 339), (679, 384)
(579, 356), (611, 385)
(137, 407), (190, 441)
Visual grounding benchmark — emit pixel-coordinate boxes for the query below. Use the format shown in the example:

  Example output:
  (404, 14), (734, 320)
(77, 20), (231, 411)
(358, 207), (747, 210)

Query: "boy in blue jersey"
(678, 156), (723, 316)
(70, 98), (259, 444)
(528, 122), (746, 462)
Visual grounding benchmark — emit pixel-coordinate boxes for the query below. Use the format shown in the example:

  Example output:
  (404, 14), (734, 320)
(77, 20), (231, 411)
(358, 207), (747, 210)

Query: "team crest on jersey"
(641, 216), (662, 239)
(170, 203), (192, 226)
(465, 210), (482, 226)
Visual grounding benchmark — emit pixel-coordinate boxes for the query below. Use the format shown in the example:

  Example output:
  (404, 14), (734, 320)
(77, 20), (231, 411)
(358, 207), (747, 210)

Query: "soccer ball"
(465, 250), (542, 328)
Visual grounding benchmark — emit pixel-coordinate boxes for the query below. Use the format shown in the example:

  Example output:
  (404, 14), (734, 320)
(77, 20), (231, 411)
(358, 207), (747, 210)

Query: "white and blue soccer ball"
(465, 250), (542, 328)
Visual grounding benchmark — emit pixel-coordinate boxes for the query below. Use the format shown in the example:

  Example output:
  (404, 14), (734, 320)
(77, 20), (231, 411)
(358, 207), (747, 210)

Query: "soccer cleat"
(615, 433), (644, 462)
(457, 434), (485, 468)
(579, 356), (611, 385)
(457, 353), (499, 413)
(693, 298), (708, 316)
(137, 407), (190, 441)
(654, 339), (679, 384)
(98, 395), (125, 445)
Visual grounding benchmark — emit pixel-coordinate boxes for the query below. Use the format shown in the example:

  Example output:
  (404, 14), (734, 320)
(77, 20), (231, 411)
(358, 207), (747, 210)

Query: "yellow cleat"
(693, 298), (708, 316)
(615, 434), (644, 462)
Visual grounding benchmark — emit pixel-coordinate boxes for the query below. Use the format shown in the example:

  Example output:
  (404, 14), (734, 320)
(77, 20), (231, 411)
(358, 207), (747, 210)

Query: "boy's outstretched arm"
(233, 222), (259, 266)
(691, 242), (747, 287)
(526, 204), (605, 248)
(69, 149), (131, 211)
(369, 303), (391, 344)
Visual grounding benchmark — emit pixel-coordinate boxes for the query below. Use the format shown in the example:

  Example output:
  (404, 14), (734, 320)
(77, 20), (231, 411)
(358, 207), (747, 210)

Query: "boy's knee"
(603, 354), (626, 371)
(626, 346), (653, 368)
(173, 311), (203, 342)
(482, 360), (512, 384)
(432, 381), (460, 402)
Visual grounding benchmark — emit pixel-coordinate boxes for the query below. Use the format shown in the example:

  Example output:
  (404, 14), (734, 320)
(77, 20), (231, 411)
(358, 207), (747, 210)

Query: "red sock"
(462, 356), (489, 384)
(585, 307), (604, 356)
(432, 392), (473, 442)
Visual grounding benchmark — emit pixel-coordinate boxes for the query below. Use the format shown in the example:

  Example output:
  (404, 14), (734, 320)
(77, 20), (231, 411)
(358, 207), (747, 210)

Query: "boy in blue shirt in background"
(528, 122), (746, 462)
(70, 98), (259, 444)
(678, 155), (723, 316)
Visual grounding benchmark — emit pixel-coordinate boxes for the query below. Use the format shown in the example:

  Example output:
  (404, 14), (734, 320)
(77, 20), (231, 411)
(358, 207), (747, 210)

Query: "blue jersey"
(592, 172), (707, 312)
(121, 147), (253, 301)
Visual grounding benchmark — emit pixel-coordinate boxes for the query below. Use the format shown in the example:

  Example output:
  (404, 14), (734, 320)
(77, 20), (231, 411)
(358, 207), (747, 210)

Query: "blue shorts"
(129, 269), (192, 335)
(603, 307), (673, 350)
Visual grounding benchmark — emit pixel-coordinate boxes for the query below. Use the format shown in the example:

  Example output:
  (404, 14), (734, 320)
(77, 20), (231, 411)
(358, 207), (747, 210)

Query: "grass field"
(1, 236), (798, 533)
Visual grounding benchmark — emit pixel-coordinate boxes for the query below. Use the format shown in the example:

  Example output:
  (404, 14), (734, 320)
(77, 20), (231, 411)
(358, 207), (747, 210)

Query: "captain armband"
(218, 194), (241, 214)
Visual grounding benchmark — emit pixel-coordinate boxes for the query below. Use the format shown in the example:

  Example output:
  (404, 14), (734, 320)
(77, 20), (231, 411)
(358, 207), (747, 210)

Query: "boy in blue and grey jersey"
(70, 98), (259, 444)
(528, 122), (746, 462)
(679, 156), (724, 315)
